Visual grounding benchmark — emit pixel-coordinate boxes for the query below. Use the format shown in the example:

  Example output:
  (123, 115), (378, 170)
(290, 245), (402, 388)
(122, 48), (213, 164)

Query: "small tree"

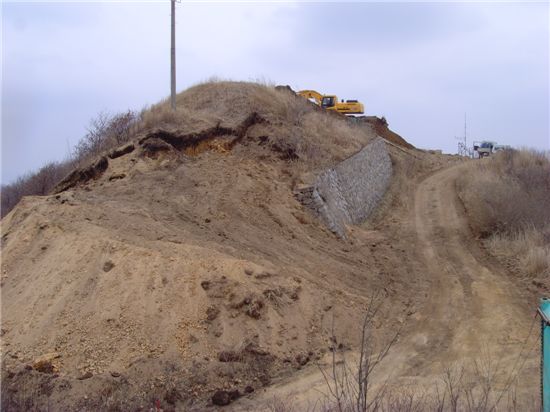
(72, 110), (139, 164)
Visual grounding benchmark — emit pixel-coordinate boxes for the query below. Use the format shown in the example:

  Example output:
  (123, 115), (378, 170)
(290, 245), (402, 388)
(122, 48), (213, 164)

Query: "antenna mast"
(456, 113), (473, 157)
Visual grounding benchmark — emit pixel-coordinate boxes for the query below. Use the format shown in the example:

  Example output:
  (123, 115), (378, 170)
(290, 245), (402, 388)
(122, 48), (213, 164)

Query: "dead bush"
(72, 110), (139, 165)
(317, 309), (538, 412)
(2, 110), (140, 217)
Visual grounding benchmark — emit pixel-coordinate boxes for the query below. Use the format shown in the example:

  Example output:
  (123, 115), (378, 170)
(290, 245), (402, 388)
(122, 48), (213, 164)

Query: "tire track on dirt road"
(233, 162), (539, 410)
(376, 162), (538, 396)
(404, 163), (532, 365)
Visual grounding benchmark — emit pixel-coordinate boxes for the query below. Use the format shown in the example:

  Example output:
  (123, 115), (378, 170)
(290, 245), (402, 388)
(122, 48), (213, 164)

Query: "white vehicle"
(473, 141), (497, 157)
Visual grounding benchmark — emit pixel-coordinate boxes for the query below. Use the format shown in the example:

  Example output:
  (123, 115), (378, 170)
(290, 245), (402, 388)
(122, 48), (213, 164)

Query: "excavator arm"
(297, 90), (324, 105)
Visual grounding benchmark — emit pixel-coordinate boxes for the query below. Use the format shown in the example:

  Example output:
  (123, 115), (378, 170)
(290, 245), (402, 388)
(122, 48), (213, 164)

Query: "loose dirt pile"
(1, 82), (424, 410)
(353, 116), (415, 149)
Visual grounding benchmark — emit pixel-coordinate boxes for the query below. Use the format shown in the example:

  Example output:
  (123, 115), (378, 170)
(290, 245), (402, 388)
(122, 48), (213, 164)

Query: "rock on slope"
(1, 82), (417, 410)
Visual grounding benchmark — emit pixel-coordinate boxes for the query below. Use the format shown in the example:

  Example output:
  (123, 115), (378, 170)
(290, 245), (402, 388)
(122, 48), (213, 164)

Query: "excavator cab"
(321, 96), (336, 108)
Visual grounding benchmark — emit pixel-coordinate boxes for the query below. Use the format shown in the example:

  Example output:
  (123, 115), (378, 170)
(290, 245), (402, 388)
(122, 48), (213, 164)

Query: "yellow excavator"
(297, 90), (364, 115)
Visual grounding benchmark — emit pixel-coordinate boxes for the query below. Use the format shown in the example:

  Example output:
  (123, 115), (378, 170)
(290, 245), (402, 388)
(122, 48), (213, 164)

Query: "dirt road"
(234, 161), (539, 410)
(378, 163), (538, 381)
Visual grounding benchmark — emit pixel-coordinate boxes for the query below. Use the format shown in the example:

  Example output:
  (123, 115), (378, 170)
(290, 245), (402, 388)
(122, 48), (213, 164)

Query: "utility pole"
(170, 0), (176, 111)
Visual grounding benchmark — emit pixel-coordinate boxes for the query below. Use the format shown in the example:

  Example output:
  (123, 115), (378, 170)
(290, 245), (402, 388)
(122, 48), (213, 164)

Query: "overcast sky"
(2, 1), (549, 184)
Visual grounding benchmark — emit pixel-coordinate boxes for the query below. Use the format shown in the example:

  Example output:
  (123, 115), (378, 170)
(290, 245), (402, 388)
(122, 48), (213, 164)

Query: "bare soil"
(0, 125), (421, 410)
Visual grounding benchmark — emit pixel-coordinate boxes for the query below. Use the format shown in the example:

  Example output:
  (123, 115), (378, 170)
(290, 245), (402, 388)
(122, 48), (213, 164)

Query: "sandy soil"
(1, 129), (425, 410)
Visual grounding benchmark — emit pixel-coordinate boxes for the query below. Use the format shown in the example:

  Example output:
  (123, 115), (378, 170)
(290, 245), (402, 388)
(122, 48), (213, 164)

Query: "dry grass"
(141, 80), (375, 170)
(487, 226), (550, 278)
(457, 149), (550, 280)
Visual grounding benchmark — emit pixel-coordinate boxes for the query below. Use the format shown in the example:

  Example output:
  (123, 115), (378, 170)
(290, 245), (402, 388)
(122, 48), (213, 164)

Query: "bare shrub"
(311, 284), (541, 412)
(317, 332), (538, 412)
(317, 294), (401, 412)
(72, 110), (139, 165)
(1, 110), (140, 218)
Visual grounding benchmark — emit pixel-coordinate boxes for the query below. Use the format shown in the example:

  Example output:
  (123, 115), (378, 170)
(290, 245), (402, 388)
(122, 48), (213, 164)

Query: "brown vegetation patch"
(457, 150), (550, 285)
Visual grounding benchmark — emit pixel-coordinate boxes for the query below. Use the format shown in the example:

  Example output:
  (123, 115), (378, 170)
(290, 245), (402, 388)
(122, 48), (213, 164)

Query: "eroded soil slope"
(1, 82), (430, 410)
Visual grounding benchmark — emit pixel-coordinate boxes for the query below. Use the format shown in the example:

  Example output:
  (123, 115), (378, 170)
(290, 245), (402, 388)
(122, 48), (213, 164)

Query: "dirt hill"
(0, 82), (542, 411)
(1, 82), (422, 410)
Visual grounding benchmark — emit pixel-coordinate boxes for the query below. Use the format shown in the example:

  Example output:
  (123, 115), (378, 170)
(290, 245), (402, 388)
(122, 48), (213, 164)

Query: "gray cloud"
(290, 3), (485, 53)
(1, 2), (548, 184)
